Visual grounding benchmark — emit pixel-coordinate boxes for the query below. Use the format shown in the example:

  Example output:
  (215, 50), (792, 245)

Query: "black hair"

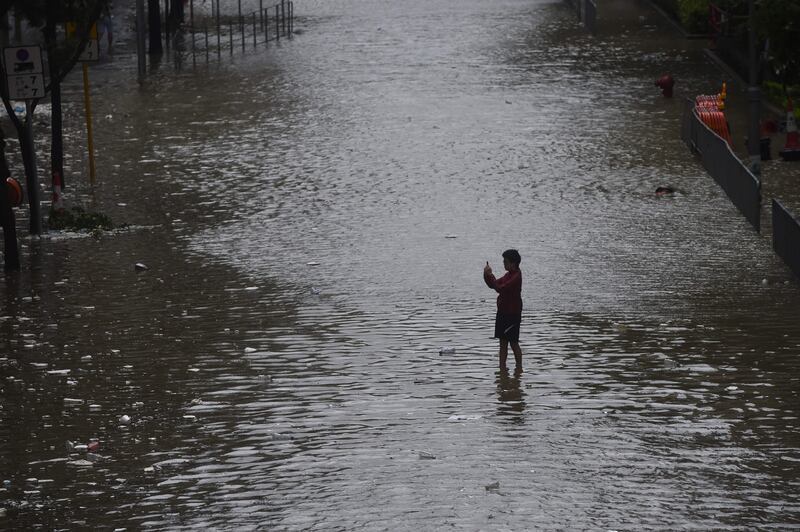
(502, 249), (521, 266)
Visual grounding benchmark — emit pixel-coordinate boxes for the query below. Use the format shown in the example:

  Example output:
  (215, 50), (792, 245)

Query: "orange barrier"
(697, 109), (732, 145)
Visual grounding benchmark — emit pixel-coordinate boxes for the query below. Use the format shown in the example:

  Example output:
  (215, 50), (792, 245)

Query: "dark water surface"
(2, 0), (799, 529)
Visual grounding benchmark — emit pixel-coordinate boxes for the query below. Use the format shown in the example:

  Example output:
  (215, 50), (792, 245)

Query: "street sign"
(3, 46), (45, 100)
(66, 22), (99, 62)
(79, 40), (99, 61)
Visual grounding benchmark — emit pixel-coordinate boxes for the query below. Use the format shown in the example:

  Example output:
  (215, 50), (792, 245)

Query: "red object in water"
(87, 441), (100, 452)
(655, 74), (675, 97)
(780, 97), (800, 161)
(5, 177), (22, 207)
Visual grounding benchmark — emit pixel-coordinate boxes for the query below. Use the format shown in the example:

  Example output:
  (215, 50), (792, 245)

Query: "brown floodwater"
(1, 0), (799, 529)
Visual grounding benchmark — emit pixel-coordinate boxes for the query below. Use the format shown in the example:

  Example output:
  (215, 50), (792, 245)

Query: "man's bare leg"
(511, 342), (522, 373)
(499, 339), (509, 371)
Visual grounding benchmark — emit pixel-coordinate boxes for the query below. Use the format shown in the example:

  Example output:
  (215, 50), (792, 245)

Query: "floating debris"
(134, 263), (149, 272)
(439, 347), (455, 355)
(118, 415), (131, 425)
(485, 481), (500, 491)
(418, 451), (436, 460)
(448, 414), (482, 422)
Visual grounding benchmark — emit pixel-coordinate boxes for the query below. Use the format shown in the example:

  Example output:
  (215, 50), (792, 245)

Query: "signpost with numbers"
(67, 22), (99, 184)
(3, 46), (45, 100)
(2, 45), (46, 234)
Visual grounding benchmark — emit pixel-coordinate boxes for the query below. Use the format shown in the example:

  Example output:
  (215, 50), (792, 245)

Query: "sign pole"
(24, 101), (42, 234)
(82, 62), (96, 185)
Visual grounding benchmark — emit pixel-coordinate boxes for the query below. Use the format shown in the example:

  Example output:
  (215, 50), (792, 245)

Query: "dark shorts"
(494, 312), (521, 342)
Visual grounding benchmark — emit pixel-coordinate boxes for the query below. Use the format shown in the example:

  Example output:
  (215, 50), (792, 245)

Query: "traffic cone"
(779, 97), (800, 161)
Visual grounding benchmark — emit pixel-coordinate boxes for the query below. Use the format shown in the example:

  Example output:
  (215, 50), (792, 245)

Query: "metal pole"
(191, 0), (196, 66)
(275, 5), (279, 40)
(281, 0), (286, 37)
(164, 0), (170, 51)
(23, 103), (41, 235)
(289, 1), (293, 36)
(136, 0), (146, 80)
(82, 64), (96, 186)
(216, 0), (221, 59)
(265, 9), (269, 41)
(205, 24), (209, 62)
(241, 15), (245, 51)
(252, 13), (256, 48)
(238, 0), (242, 36)
(260, 0), (264, 31)
(747, 0), (761, 175)
(230, 21), (233, 54)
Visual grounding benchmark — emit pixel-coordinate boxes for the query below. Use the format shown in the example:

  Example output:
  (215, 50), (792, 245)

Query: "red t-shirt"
(484, 269), (522, 315)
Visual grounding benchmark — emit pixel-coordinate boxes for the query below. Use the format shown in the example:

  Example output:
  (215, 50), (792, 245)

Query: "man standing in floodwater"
(483, 249), (523, 373)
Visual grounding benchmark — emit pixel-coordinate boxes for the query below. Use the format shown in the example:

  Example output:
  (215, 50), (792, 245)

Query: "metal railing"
(681, 99), (762, 232)
(772, 199), (800, 279)
(166, 0), (295, 67)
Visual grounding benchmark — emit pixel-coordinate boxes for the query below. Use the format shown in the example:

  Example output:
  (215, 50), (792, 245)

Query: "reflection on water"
(1, 0), (800, 529)
(496, 369), (526, 421)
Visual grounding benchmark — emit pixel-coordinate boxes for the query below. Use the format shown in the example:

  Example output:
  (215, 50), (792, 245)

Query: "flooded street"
(2, 0), (800, 529)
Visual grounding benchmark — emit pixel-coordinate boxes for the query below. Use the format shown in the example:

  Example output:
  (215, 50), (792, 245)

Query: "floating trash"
(418, 451), (436, 460)
(134, 263), (149, 271)
(310, 287), (321, 295)
(306, 261), (320, 266)
(118, 415), (131, 425)
(63, 398), (84, 406)
(438, 347), (455, 355)
(68, 460), (93, 467)
(152, 458), (190, 471)
(448, 414), (482, 422)
(444, 234), (457, 239)
(485, 481), (500, 491)
(244, 347), (257, 353)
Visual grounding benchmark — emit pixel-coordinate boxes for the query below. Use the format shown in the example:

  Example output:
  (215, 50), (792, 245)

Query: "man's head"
(502, 249), (521, 271)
